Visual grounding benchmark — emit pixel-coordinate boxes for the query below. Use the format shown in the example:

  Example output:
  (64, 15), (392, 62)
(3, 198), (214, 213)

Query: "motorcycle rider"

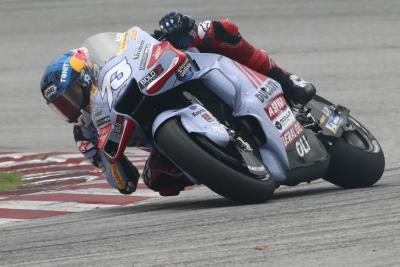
(40, 12), (316, 196)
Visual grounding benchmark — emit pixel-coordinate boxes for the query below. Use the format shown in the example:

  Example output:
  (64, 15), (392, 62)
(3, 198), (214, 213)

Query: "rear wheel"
(324, 116), (385, 188)
(155, 119), (275, 203)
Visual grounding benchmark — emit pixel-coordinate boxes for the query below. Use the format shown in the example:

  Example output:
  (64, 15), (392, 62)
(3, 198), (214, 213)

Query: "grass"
(0, 171), (23, 192)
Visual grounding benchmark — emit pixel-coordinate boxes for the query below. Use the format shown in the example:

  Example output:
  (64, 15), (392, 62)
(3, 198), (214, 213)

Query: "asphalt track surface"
(1, 0), (400, 266)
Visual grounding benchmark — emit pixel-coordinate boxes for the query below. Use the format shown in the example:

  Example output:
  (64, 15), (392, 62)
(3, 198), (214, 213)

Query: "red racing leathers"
(191, 19), (277, 76)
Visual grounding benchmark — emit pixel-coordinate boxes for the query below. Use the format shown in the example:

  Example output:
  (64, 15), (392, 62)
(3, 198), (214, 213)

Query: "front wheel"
(155, 119), (275, 203)
(324, 116), (385, 188)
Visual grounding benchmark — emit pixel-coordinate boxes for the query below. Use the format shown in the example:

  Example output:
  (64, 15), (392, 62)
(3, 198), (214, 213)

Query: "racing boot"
(143, 149), (194, 196)
(267, 66), (316, 106)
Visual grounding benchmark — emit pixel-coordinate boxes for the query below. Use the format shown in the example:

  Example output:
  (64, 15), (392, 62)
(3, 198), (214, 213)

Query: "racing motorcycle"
(83, 27), (385, 203)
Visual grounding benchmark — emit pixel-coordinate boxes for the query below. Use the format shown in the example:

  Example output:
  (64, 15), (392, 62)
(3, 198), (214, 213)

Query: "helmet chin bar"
(48, 95), (82, 123)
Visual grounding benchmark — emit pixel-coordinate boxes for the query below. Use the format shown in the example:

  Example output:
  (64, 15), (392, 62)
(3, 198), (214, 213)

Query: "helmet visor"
(48, 80), (84, 123)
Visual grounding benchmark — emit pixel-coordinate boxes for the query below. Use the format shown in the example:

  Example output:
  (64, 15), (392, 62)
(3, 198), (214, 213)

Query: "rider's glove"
(158, 12), (196, 49)
(73, 124), (106, 172)
(117, 156), (140, 195)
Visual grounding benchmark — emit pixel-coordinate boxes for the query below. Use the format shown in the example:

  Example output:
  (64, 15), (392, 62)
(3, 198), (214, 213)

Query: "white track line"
(27, 175), (100, 185)
(35, 188), (160, 197)
(46, 154), (86, 160)
(0, 200), (118, 212)
(0, 159), (50, 167)
(0, 218), (23, 225)
(23, 170), (91, 180)
(0, 153), (39, 159)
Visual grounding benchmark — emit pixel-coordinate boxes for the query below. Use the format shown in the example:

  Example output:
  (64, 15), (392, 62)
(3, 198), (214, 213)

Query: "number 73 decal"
(101, 58), (132, 109)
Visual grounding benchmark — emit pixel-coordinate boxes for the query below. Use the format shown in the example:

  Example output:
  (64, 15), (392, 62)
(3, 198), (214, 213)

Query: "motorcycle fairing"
(88, 27), (328, 184)
(90, 28), (192, 159)
(185, 53), (291, 181)
(152, 104), (230, 148)
(284, 129), (330, 185)
(185, 53), (329, 182)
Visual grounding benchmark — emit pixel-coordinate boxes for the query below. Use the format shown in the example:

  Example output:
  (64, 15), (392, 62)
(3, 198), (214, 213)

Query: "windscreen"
(82, 32), (120, 68)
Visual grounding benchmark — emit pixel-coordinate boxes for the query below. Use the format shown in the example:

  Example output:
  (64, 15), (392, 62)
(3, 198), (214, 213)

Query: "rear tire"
(155, 119), (275, 203)
(324, 117), (385, 188)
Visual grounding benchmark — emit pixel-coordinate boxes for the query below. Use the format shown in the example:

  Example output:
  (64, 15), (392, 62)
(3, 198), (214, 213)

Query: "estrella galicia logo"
(176, 59), (193, 81)
(138, 64), (164, 89)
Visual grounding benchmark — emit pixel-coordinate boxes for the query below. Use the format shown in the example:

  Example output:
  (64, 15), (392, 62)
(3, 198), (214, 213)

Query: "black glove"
(158, 12), (196, 48)
(159, 12), (195, 35)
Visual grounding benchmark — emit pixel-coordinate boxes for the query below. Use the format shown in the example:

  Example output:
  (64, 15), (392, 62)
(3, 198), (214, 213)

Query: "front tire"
(155, 119), (275, 203)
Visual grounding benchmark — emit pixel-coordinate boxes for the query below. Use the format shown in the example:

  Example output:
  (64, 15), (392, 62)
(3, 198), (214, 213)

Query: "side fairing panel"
(188, 53), (291, 181)
(152, 104), (230, 148)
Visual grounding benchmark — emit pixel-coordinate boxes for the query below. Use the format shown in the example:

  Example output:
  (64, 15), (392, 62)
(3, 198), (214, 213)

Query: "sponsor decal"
(322, 106), (332, 117)
(114, 115), (124, 134)
(139, 44), (151, 70)
(296, 135), (311, 157)
(60, 62), (70, 83)
(138, 64), (164, 89)
(325, 113), (343, 133)
(133, 40), (145, 60)
(255, 81), (279, 103)
(201, 113), (214, 122)
(44, 85), (57, 99)
(281, 121), (304, 148)
(265, 94), (288, 120)
(119, 32), (129, 54)
(78, 69), (92, 88)
(152, 45), (163, 61)
(192, 108), (206, 116)
(147, 43), (168, 68)
(211, 124), (226, 134)
(199, 20), (211, 32)
(198, 20), (211, 39)
(115, 33), (123, 42)
(98, 124), (112, 150)
(289, 74), (308, 88)
(78, 140), (94, 153)
(130, 28), (138, 41)
(175, 59), (193, 81)
(273, 108), (296, 133)
(319, 115), (327, 124)
(247, 165), (266, 173)
(110, 164), (126, 190)
(93, 107), (102, 118)
(96, 116), (111, 127)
